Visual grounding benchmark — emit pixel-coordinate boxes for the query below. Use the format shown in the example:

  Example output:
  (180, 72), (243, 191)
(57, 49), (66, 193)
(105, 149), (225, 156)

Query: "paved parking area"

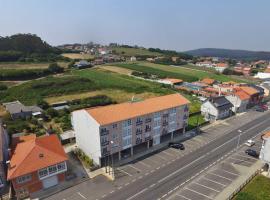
(166, 135), (263, 200)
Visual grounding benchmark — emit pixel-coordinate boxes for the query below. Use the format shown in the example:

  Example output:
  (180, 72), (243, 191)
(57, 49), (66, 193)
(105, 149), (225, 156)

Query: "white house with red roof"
(7, 134), (68, 199)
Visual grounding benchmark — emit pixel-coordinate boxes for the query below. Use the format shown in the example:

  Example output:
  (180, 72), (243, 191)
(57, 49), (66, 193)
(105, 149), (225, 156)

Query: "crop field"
(62, 53), (94, 60)
(112, 62), (248, 83)
(111, 47), (162, 56)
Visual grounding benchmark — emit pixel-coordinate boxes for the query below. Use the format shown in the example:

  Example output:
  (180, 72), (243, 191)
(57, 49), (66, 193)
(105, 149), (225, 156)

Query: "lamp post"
(110, 141), (115, 180)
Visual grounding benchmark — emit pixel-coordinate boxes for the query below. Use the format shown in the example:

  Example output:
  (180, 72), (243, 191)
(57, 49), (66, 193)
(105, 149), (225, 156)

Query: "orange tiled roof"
(163, 78), (183, 84)
(239, 86), (259, 96)
(7, 134), (67, 180)
(215, 63), (228, 67)
(234, 90), (250, 100)
(262, 131), (270, 139)
(201, 78), (216, 85)
(86, 94), (189, 125)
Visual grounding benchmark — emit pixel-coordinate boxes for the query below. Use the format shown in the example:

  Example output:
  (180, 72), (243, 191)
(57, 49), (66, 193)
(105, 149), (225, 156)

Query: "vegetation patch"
(235, 175), (270, 200)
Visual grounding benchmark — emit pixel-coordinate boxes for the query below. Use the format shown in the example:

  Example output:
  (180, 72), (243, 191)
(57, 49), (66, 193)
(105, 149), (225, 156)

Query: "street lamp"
(110, 141), (115, 180)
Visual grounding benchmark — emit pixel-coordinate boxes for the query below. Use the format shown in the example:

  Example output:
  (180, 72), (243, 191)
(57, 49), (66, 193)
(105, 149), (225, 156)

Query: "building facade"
(72, 94), (190, 166)
(7, 135), (68, 199)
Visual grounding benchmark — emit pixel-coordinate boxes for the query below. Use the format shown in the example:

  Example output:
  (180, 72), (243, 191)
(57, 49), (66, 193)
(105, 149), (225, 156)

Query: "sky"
(0, 0), (270, 51)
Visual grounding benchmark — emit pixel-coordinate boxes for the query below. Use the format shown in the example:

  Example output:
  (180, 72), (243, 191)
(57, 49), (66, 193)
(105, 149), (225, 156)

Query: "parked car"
(245, 149), (258, 158)
(245, 139), (255, 147)
(260, 104), (268, 111)
(256, 107), (265, 112)
(168, 142), (185, 150)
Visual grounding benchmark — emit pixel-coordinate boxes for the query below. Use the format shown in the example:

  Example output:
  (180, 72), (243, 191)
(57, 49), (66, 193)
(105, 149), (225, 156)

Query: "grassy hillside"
(112, 62), (245, 83)
(0, 69), (171, 105)
(62, 53), (94, 60)
(112, 47), (163, 57)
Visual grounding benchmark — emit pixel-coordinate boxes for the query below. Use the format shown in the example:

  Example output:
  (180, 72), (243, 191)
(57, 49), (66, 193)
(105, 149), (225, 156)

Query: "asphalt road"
(103, 112), (270, 200)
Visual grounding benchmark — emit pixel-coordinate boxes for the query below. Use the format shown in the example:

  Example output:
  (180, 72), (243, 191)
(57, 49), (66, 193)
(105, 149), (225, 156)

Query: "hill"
(185, 48), (270, 60)
(0, 34), (63, 62)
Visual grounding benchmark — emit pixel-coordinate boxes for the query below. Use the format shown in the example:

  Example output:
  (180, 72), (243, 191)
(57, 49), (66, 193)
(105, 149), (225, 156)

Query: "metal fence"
(227, 169), (261, 200)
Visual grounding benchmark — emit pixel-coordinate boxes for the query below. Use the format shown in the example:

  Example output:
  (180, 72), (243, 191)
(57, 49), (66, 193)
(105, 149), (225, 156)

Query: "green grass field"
(235, 175), (270, 200)
(0, 68), (172, 105)
(112, 62), (249, 83)
(112, 47), (163, 57)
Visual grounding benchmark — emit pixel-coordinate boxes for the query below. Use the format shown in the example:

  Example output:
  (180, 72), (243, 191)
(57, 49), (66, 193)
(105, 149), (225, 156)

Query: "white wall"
(260, 138), (270, 164)
(201, 101), (218, 120)
(72, 110), (101, 165)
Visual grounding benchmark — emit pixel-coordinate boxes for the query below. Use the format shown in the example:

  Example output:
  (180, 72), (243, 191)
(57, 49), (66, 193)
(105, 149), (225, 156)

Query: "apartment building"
(72, 94), (189, 166)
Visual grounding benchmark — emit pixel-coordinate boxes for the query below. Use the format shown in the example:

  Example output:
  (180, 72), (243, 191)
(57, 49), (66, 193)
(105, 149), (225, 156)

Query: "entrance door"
(42, 175), (58, 189)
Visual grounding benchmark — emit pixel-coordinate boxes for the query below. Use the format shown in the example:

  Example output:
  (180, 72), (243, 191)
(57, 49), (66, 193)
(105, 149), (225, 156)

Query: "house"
(200, 78), (216, 86)
(60, 130), (76, 145)
(3, 101), (43, 120)
(7, 134), (68, 199)
(74, 60), (91, 69)
(255, 68), (270, 80)
(239, 86), (262, 107)
(130, 56), (137, 61)
(234, 66), (251, 76)
(214, 63), (228, 73)
(226, 89), (250, 113)
(157, 78), (183, 86)
(0, 125), (9, 190)
(72, 94), (190, 166)
(196, 61), (214, 68)
(201, 96), (233, 121)
(260, 131), (270, 175)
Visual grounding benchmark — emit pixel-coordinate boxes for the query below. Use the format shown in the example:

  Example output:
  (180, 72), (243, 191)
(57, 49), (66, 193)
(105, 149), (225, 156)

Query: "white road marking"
(202, 177), (226, 187)
(229, 157), (254, 164)
(117, 168), (133, 176)
(127, 164), (141, 172)
(186, 188), (213, 199)
(236, 153), (258, 161)
(138, 161), (151, 168)
(208, 172), (233, 181)
(126, 188), (147, 200)
(219, 168), (239, 176)
(155, 154), (167, 161)
(77, 192), (87, 199)
(176, 194), (191, 200)
(194, 182), (220, 192)
(147, 157), (159, 164)
(161, 150), (174, 157)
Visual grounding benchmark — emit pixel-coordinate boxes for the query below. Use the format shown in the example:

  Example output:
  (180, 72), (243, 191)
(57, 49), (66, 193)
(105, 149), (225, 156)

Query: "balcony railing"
(145, 127), (151, 132)
(136, 121), (143, 126)
(100, 130), (109, 136)
(145, 136), (152, 141)
(101, 140), (109, 146)
(136, 130), (143, 135)
(163, 121), (168, 126)
(145, 118), (152, 123)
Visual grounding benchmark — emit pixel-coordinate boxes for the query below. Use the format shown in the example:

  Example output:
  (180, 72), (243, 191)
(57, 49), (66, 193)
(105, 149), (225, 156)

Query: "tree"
(48, 63), (64, 73)
(0, 83), (7, 91)
(37, 99), (49, 109)
(46, 108), (59, 118)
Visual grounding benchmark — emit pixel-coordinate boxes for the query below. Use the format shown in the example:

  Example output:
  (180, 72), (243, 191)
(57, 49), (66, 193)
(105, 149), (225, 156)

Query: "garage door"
(42, 175), (58, 189)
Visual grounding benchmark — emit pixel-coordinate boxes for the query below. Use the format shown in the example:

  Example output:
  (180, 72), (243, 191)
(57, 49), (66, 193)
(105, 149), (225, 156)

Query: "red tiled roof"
(239, 86), (259, 96)
(234, 90), (250, 100)
(201, 78), (216, 85)
(7, 134), (67, 180)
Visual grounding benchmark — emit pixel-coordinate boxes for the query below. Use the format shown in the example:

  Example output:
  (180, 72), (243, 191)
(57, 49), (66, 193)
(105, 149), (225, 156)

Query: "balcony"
(100, 130), (109, 136)
(163, 121), (168, 126)
(136, 129), (143, 135)
(101, 140), (109, 146)
(136, 121), (143, 126)
(145, 127), (151, 132)
(145, 118), (152, 123)
(145, 136), (152, 141)
(163, 114), (169, 118)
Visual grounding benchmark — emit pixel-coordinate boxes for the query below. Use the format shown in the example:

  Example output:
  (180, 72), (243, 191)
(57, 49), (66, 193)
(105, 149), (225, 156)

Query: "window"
(112, 132), (118, 139)
(48, 165), (57, 174)
(153, 119), (161, 127)
(154, 112), (161, 119)
(57, 162), (66, 171)
(38, 168), (48, 178)
(153, 128), (160, 136)
(101, 135), (108, 143)
(17, 174), (31, 184)
(169, 108), (177, 114)
(112, 124), (117, 129)
(122, 137), (132, 147)
(123, 119), (132, 127)
(122, 128), (132, 138)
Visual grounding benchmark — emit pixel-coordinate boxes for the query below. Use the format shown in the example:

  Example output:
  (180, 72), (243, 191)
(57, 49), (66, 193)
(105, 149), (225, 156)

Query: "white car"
(245, 139), (255, 147)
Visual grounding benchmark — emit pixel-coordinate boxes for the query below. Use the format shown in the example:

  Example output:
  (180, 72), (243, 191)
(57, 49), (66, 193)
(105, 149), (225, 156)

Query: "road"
(45, 111), (270, 200)
(102, 112), (270, 200)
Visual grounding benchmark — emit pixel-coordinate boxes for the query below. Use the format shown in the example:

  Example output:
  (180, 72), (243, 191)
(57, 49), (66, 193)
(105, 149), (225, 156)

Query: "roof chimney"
(39, 153), (44, 158)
